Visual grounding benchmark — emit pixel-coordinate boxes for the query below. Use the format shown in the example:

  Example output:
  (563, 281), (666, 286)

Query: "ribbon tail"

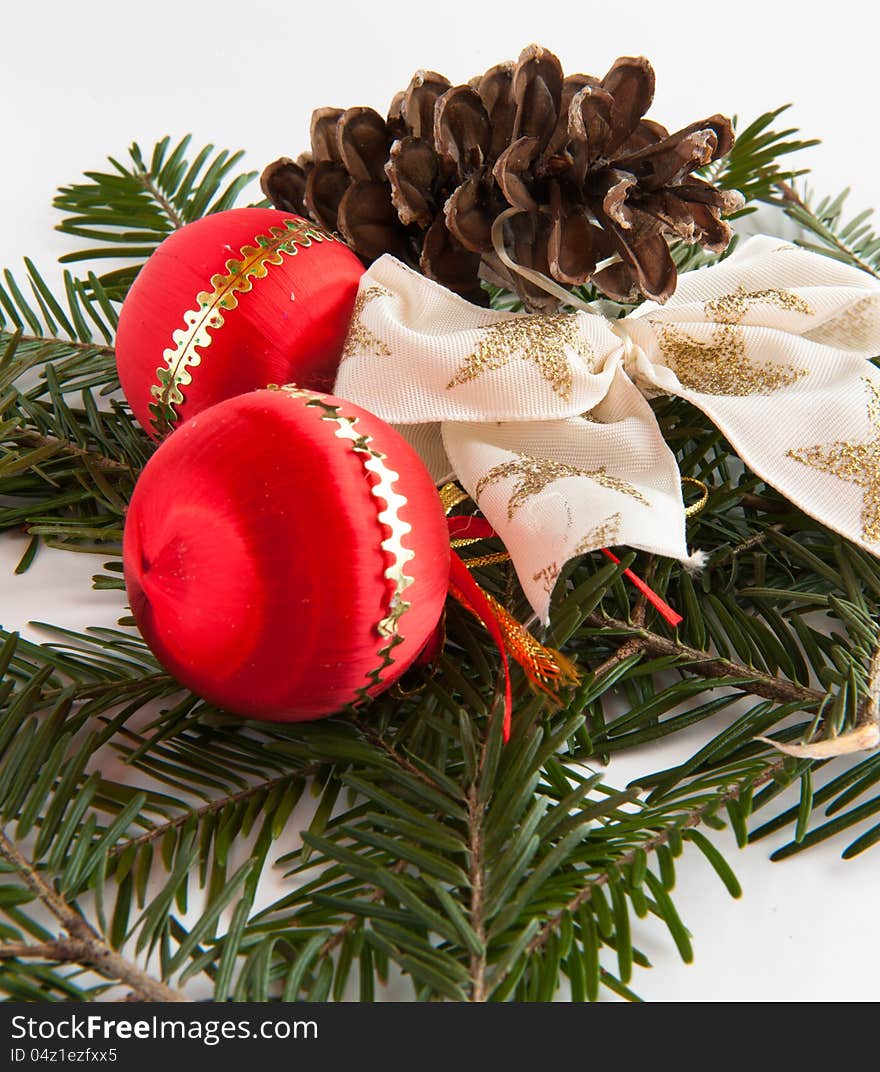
(441, 372), (693, 624)
(448, 511), (683, 629)
(449, 551), (513, 741)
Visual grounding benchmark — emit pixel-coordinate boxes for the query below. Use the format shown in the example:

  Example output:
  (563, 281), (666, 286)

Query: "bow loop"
(334, 235), (880, 626)
(336, 255), (623, 427)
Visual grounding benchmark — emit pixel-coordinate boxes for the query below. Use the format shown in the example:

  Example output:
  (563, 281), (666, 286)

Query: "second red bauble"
(123, 387), (450, 721)
(116, 207), (364, 437)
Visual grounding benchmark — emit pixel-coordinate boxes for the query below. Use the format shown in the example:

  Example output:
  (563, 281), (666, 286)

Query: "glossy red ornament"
(115, 208), (364, 438)
(123, 387), (450, 721)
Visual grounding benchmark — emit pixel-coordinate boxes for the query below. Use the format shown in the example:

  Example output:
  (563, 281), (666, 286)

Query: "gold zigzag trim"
(271, 385), (416, 705)
(149, 217), (335, 436)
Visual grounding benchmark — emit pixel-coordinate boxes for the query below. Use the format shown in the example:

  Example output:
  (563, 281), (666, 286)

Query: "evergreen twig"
(583, 611), (825, 708)
(0, 829), (187, 1002)
(776, 181), (880, 279)
(13, 429), (132, 474)
(522, 757), (786, 961)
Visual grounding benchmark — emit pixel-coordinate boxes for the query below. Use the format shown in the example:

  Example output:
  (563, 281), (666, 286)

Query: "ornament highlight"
(115, 208), (364, 437)
(123, 387), (450, 721)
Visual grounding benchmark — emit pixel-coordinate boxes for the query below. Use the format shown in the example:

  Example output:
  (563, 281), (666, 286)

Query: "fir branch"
(316, 859), (408, 960)
(138, 170), (186, 232)
(0, 829), (186, 1002)
(0, 265), (118, 355)
(859, 634), (880, 733)
(776, 181), (880, 279)
(12, 429), (132, 474)
(106, 767), (323, 859)
(350, 712), (452, 795)
(14, 334), (115, 358)
(520, 757), (786, 965)
(53, 137), (259, 300)
(39, 671), (173, 707)
(583, 611), (825, 709)
(706, 105), (819, 207)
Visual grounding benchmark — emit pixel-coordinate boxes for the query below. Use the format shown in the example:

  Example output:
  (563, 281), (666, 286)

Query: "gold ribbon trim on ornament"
(271, 385), (416, 705)
(149, 217), (335, 436)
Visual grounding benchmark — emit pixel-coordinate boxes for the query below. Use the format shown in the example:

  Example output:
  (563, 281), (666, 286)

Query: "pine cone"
(262, 46), (743, 309)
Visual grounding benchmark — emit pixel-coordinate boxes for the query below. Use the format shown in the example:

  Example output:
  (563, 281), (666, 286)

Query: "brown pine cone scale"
(261, 45), (743, 309)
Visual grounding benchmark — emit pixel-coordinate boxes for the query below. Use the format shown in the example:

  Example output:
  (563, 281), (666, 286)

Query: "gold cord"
(682, 476), (710, 518)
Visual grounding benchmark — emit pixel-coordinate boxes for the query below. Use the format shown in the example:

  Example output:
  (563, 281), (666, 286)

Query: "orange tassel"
(450, 581), (580, 703)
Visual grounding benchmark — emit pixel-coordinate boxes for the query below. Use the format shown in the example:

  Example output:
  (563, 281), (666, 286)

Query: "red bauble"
(123, 387), (450, 721)
(116, 208), (364, 438)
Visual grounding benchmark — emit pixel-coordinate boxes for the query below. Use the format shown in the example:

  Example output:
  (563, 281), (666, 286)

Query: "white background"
(3, 0), (880, 1001)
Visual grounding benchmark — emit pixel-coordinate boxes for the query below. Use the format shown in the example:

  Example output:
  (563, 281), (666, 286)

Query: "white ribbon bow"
(334, 235), (880, 629)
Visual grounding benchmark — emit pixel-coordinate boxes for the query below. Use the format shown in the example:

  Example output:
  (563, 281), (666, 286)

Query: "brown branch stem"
(350, 715), (452, 797)
(857, 634), (880, 732)
(14, 429), (132, 474)
(138, 172), (185, 231)
(317, 859), (408, 959)
(13, 333), (115, 357)
(630, 555), (653, 628)
(466, 785), (487, 1003)
(589, 639), (643, 682)
(108, 767), (323, 859)
(34, 673), (174, 712)
(708, 525), (784, 568)
(585, 612), (825, 708)
(0, 939), (80, 961)
(0, 828), (187, 1001)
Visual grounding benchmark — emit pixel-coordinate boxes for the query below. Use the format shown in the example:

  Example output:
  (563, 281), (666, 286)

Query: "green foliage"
(0, 114), (878, 1002)
(778, 185), (880, 279)
(0, 261), (141, 560)
(709, 104), (818, 208)
(53, 136), (260, 300)
(0, 262), (117, 386)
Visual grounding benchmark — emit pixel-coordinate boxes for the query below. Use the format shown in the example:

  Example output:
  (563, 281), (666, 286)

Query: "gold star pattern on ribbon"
(476, 455), (648, 520)
(446, 313), (593, 401)
(341, 286), (392, 360)
(787, 378), (880, 544)
(805, 294), (880, 350)
(655, 323), (808, 396)
(533, 561), (561, 597)
(573, 513), (623, 556)
(704, 285), (813, 324)
(532, 514), (624, 596)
